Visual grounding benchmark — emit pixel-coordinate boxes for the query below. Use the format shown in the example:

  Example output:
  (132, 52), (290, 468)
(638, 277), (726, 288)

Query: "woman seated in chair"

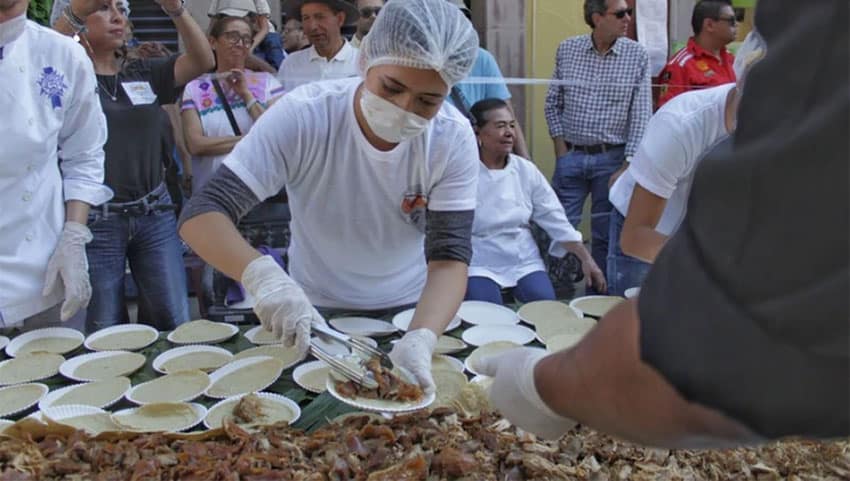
(466, 99), (607, 304)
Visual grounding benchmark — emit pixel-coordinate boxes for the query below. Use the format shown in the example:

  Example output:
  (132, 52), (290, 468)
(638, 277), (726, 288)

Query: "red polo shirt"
(657, 37), (736, 108)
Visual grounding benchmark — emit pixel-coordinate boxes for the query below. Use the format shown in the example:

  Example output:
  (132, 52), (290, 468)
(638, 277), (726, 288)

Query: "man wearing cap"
(277, 0), (359, 92)
(350, 0), (382, 49)
(657, 0), (737, 108)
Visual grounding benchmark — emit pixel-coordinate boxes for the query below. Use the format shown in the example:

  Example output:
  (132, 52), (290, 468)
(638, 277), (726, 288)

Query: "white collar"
(0, 13), (27, 49)
(309, 40), (354, 63)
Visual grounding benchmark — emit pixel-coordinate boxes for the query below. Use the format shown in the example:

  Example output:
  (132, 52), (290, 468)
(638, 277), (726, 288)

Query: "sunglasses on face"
(608, 7), (633, 19)
(220, 31), (253, 47)
(359, 6), (381, 17)
(715, 15), (737, 26)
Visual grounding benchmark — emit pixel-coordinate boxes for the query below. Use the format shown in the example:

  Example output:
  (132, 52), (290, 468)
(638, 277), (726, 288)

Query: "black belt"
(101, 186), (176, 217)
(566, 142), (625, 154)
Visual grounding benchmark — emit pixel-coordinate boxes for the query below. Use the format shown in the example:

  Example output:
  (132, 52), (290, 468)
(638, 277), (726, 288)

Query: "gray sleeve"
(424, 209), (474, 265)
(177, 165), (262, 230)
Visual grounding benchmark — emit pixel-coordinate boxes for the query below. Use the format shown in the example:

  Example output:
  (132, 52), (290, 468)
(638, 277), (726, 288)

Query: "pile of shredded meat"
(1, 408), (848, 481)
(335, 358), (423, 403)
(231, 394), (266, 425)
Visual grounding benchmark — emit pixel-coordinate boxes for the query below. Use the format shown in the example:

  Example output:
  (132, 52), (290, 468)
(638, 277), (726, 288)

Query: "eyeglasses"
(607, 7), (633, 19)
(359, 6), (381, 17)
(220, 31), (253, 47)
(714, 16), (737, 26)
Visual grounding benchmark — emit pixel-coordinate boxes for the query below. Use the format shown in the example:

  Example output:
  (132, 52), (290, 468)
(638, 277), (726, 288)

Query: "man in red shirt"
(657, 0), (737, 108)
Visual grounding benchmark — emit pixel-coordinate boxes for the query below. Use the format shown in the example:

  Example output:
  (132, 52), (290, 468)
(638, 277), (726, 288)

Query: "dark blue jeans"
(85, 188), (189, 333)
(552, 147), (625, 286)
(606, 209), (652, 296)
(465, 271), (556, 305)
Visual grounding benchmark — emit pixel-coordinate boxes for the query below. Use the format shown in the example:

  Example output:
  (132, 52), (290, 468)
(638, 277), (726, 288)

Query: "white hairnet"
(358, 0), (479, 88)
(733, 30), (767, 81)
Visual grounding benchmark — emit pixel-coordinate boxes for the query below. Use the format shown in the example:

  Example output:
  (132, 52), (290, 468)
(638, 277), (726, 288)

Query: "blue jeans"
(606, 209), (651, 296)
(85, 188), (189, 333)
(465, 271), (556, 305)
(254, 33), (285, 71)
(552, 147), (624, 288)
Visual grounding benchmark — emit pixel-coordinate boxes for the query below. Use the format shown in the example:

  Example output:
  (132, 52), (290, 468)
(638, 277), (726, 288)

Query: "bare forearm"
(535, 299), (757, 448)
(187, 135), (243, 157)
(65, 200), (90, 224)
(179, 212), (260, 281)
(621, 226), (667, 263)
(409, 260), (467, 336)
(171, 11), (215, 85)
(553, 137), (568, 158)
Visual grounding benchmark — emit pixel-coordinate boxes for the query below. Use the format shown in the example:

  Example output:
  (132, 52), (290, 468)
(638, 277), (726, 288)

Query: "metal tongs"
(310, 323), (392, 390)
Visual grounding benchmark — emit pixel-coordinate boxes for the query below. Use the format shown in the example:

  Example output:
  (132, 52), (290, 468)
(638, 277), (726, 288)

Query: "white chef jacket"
(224, 78), (478, 309)
(276, 41), (359, 92)
(469, 154), (582, 287)
(0, 17), (111, 327)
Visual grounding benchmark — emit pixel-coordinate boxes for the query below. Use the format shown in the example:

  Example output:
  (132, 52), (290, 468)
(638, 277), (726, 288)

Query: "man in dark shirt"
(478, 0), (849, 447)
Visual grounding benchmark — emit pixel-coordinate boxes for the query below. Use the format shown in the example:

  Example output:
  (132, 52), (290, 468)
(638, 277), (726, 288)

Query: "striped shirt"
(544, 34), (652, 157)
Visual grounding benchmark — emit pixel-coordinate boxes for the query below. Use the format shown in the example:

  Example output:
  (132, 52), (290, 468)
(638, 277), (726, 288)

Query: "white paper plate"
(59, 351), (147, 382)
(328, 317), (398, 337)
(0, 353), (65, 385)
(326, 365), (435, 413)
(0, 419), (13, 433)
(457, 301), (519, 326)
(126, 370), (210, 405)
(292, 360), (330, 394)
(464, 341), (521, 376)
(434, 335), (467, 355)
(534, 316), (597, 344)
(205, 356), (285, 399)
(38, 377), (131, 410)
(203, 392), (301, 429)
(431, 355), (464, 373)
(624, 287), (640, 299)
(6, 327), (84, 357)
(0, 383), (49, 418)
(517, 300), (583, 325)
(461, 325), (536, 347)
(166, 320), (239, 345)
(112, 403), (206, 432)
(0, 336), (9, 352)
(569, 295), (625, 318)
(232, 345), (303, 370)
(244, 325), (283, 345)
(152, 345), (234, 375)
(40, 404), (123, 435)
(391, 309), (462, 333)
(545, 332), (586, 353)
(84, 324), (159, 352)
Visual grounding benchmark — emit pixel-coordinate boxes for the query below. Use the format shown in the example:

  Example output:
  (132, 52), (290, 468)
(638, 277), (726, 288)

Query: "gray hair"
(583, 0), (608, 29)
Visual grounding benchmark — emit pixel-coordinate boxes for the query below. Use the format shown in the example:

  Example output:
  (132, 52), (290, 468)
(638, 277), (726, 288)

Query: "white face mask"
(0, 13), (27, 47)
(359, 86), (430, 143)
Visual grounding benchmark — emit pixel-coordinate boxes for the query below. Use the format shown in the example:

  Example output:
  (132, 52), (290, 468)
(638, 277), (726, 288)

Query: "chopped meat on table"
(334, 357), (424, 403)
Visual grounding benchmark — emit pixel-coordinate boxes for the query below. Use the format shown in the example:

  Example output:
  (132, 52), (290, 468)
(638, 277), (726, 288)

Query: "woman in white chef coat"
(178, 0), (480, 394)
(0, 0), (110, 332)
(466, 99), (606, 304)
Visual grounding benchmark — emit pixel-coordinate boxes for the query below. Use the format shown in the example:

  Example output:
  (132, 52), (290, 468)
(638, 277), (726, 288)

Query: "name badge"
(121, 81), (157, 106)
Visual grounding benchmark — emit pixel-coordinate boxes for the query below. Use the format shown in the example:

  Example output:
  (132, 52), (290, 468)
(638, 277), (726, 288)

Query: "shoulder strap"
(450, 86), (472, 121)
(211, 78), (242, 136)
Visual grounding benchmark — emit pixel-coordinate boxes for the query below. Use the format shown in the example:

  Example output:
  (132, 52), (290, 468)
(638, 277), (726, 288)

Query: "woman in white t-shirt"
(466, 99), (606, 304)
(181, 15), (285, 194)
(178, 0), (479, 394)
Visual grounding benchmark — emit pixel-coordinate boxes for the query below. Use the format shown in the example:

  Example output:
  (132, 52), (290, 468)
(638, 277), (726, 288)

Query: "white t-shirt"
(223, 78), (478, 309)
(276, 42), (359, 92)
(470, 155), (582, 287)
(609, 83), (734, 236)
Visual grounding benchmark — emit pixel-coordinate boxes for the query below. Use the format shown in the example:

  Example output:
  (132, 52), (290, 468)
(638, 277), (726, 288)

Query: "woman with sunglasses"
(181, 16), (285, 194)
(53, 0), (214, 333)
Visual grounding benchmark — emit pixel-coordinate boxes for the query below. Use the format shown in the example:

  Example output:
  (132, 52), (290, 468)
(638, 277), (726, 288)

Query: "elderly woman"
(180, 15), (285, 194)
(466, 98), (606, 305)
(53, 0), (214, 333)
(179, 0), (479, 394)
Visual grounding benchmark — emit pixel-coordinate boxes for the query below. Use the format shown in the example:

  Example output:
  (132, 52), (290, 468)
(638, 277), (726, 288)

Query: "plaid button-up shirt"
(544, 35), (652, 158)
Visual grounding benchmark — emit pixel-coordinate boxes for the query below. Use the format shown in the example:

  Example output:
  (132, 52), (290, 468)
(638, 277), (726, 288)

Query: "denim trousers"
(552, 146), (625, 287)
(606, 209), (652, 296)
(85, 188), (189, 333)
(465, 271), (556, 305)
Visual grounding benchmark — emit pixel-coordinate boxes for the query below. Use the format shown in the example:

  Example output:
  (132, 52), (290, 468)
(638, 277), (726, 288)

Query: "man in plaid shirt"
(544, 0), (651, 287)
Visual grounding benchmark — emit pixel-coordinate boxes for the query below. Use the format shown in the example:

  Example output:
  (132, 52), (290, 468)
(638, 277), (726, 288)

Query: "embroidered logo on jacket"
(37, 67), (68, 109)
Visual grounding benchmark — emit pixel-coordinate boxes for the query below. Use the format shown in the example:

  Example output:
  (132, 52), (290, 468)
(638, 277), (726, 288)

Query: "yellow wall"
(525, 0), (590, 178)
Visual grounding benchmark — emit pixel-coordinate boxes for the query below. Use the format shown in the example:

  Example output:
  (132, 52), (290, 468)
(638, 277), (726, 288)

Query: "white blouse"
(470, 154), (582, 287)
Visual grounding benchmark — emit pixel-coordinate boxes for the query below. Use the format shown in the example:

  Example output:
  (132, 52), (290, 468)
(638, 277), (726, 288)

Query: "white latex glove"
(478, 347), (578, 440)
(389, 328), (437, 395)
(43, 221), (93, 321)
(241, 255), (327, 357)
